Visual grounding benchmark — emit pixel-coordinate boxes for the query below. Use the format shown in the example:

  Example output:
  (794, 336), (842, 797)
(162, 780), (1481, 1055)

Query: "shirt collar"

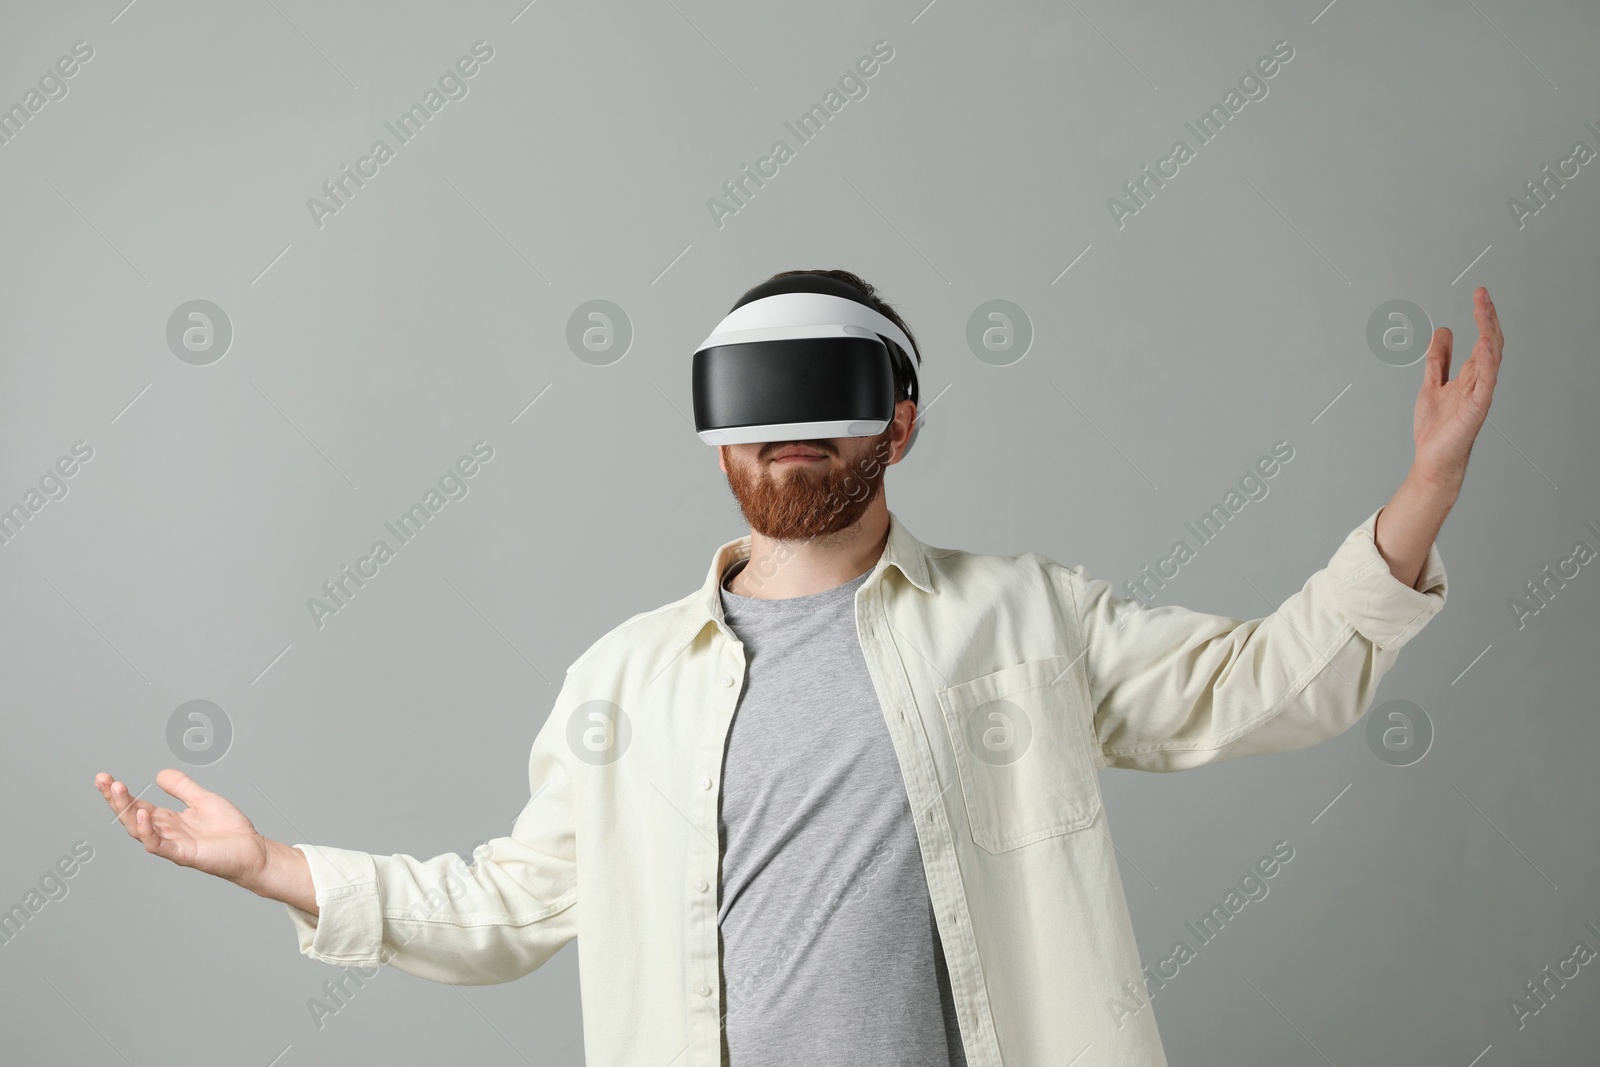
(667, 508), (934, 656)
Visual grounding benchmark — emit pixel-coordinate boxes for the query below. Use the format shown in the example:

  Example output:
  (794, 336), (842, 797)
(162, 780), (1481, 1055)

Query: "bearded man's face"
(718, 425), (896, 541)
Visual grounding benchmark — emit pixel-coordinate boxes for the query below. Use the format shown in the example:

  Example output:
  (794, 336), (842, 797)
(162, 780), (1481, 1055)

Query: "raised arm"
(1060, 287), (1501, 773)
(1062, 507), (1447, 772)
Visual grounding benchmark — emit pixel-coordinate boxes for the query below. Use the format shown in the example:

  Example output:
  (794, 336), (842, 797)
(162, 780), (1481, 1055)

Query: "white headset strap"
(696, 292), (918, 381)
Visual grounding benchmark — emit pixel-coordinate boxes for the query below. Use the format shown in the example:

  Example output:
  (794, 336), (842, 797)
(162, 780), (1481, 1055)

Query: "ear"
(887, 398), (918, 465)
(717, 444), (727, 474)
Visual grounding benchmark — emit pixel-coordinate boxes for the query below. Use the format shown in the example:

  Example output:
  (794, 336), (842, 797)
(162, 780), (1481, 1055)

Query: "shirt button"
(694, 879), (709, 893)
(720, 675), (735, 687)
(698, 776), (713, 791)
(696, 983), (712, 997)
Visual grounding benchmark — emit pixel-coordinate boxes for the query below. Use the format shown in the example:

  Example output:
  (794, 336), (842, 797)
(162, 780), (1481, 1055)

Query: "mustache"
(760, 441), (836, 459)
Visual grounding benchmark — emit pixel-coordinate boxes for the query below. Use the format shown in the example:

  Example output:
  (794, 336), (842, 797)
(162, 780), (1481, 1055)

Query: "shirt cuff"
(1327, 506), (1448, 652)
(281, 844), (386, 966)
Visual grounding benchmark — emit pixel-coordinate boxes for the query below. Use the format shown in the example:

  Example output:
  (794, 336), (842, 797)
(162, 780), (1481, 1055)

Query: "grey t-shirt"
(716, 559), (968, 1067)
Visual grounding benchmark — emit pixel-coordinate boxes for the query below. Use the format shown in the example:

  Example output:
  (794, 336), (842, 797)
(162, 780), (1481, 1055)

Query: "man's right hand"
(95, 769), (268, 883)
(93, 769), (315, 914)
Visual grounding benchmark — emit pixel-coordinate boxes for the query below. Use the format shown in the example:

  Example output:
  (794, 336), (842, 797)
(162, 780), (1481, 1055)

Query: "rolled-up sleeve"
(281, 694), (579, 985)
(1063, 505), (1447, 772)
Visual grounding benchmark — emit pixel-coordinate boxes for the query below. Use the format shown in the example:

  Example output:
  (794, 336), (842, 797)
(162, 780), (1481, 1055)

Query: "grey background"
(1, 0), (1595, 1064)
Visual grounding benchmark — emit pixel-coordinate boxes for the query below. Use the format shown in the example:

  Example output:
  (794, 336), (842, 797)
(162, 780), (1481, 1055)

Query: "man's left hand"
(1412, 286), (1504, 493)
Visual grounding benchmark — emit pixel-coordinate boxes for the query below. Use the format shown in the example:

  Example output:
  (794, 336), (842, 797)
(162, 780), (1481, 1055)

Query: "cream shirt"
(284, 505), (1447, 1066)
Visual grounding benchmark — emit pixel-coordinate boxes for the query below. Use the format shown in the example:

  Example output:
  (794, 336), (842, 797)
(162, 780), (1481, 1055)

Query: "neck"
(728, 495), (891, 599)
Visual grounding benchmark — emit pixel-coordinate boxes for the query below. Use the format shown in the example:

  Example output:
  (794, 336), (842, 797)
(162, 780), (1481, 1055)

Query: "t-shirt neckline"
(720, 559), (873, 612)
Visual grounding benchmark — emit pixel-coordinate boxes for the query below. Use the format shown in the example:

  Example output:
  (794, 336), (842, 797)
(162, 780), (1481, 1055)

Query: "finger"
(1426, 327), (1452, 387)
(156, 768), (211, 807)
(105, 778), (154, 837)
(96, 774), (126, 821)
(1471, 332), (1499, 407)
(1475, 288), (1503, 355)
(1471, 290), (1502, 396)
(1471, 363), (1494, 410)
(1472, 289), (1497, 369)
(134, 807), (165, 857)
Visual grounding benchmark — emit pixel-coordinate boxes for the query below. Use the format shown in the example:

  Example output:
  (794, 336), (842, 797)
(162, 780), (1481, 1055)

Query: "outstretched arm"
(95, 769), (316, 914)
(94, 686), (580, 984)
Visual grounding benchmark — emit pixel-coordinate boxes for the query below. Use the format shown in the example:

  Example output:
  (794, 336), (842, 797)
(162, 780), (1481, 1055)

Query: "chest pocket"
(935, 653), (1102, 854)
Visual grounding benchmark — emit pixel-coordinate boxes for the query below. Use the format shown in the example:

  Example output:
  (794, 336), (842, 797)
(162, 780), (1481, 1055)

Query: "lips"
(771, 446), (826, 461)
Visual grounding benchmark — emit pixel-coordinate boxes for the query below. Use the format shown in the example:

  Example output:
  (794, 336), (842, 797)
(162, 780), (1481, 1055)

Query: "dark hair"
(752, 268), (922, 404)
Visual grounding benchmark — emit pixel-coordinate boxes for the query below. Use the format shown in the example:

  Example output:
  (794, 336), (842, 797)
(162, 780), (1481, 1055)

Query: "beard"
(722, 429), (892, 542)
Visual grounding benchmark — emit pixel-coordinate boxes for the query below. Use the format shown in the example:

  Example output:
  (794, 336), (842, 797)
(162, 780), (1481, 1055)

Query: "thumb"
(155, 768), (211, 807)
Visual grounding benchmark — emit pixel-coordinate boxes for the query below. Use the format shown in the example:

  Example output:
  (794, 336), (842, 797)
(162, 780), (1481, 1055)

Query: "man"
(96, 270), (1502, 1065)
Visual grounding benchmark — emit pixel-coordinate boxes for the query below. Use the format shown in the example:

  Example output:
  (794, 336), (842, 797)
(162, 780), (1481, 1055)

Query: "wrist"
(233, 834), (285, 897)
(1407, 464), (1462, 503)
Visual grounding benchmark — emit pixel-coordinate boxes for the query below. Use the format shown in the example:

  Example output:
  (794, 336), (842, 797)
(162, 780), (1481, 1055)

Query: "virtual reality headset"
(691, 274), (923, 457)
